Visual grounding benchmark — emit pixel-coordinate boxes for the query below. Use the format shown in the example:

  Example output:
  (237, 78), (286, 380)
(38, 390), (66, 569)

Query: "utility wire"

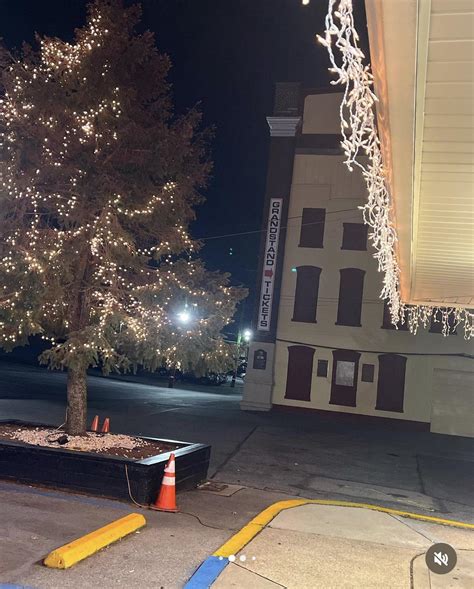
(276, 337), (474, 359)
(196, 207), (360, 241)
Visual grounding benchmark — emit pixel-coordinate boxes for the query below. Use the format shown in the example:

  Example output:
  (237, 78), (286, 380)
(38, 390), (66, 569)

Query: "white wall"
(431, 363), (474, 437)
(273, 344), (474, 429)
(272, 148), (474, 432)
(302, 93), (344, 134)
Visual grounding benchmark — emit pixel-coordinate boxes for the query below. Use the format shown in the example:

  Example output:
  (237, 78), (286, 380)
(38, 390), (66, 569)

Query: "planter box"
(0, 420), (210, 504)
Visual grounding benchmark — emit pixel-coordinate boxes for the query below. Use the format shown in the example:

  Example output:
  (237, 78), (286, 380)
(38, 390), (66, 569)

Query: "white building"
(241, 85), (473, 437)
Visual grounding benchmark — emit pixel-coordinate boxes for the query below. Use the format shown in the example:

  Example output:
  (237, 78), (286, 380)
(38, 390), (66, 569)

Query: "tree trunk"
(168, 366), (176, 388)
(66, 365), (88, 435)
(66, 243), (91, 436)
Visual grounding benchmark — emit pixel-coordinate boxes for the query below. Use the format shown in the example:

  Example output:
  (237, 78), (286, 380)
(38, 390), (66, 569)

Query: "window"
(336, 268), (365, 327)
(382, 300), (409, 331)
(285, 346), (315, 401)
(430, 309), (457, 335)
(292, 266), (321, 323)
(361, 364), (375, 383)
(335, 361), (355, 386)
(317, 359), (328, 377)
(376, 354), (406, 412)
(330, 349), (361, 406)
(341, 223), (368, 251)
(299, 208), (325, 248)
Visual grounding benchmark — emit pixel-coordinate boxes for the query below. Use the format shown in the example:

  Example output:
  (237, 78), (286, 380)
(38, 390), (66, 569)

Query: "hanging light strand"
(318, 0), (473, 339)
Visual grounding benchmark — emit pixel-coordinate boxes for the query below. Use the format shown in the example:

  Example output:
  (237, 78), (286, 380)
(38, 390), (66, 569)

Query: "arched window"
(382, 300), (409, 331)
(336, 268), (365, 327)
(285, 345), (315, 401)
(292, 266), (322, 323)
(376, 354), (407, 412)
(341, 223), (368, 251)
(299, 208), (325, 248)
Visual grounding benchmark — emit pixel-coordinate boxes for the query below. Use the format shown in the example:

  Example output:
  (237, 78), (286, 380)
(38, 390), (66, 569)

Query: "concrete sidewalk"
(0, 480), (295, 588)
(0, 480), (230, 589)
(1, 478), (473, 588)
(213, 503), (474, 588)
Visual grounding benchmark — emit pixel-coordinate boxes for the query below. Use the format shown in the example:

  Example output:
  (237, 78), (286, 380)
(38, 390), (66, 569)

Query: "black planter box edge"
(0, 420), (211, 504)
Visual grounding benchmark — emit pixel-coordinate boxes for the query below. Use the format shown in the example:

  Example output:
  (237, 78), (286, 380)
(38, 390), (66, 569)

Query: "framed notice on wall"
(257, 198), (283, 331)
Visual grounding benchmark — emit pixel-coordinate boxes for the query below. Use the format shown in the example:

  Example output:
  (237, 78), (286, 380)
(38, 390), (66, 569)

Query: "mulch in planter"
(0, 423), (181, 460)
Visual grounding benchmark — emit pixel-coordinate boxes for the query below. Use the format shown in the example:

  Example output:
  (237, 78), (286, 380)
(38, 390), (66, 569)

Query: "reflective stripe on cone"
(153, 453), (178, 512)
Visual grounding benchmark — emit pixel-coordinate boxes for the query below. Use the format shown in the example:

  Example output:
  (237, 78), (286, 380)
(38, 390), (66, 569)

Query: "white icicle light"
(319, 0), (473, 340)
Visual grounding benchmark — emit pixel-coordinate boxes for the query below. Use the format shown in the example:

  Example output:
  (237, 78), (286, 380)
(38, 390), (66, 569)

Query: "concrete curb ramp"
(184, 499), (474, 588)
(43, 513), (146, 569)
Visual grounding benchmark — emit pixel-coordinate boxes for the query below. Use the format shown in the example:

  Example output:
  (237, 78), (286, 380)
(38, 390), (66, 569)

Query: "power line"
(196, 207), (360, 241)
(276, 337), (474, 359)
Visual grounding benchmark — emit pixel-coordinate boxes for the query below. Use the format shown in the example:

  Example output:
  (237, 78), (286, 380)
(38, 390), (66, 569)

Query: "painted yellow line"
(213, 499), (474, 558)
(44, 513), (146, 569)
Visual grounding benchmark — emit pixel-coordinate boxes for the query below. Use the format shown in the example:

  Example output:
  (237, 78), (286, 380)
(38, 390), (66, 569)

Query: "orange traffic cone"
(101, 417), (110, 433)
(90, 415), (99, 432)
(153, 453), (178, 512)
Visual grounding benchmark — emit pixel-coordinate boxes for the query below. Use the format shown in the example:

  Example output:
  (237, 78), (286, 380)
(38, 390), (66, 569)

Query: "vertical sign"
(257, 198), (283, 331)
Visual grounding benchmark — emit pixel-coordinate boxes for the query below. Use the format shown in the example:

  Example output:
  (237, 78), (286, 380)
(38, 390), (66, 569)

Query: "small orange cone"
(90, 415), (99, 432)
(153, 453), (178, 512)
(101, 417), (110, 433)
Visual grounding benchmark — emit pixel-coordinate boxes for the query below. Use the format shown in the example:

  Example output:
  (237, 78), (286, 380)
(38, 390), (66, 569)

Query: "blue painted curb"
(184, 555), (228, 588)
(0, 585), (36, 588)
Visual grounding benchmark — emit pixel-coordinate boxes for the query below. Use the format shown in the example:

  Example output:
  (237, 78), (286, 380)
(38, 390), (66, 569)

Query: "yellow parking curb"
(214, 499), (474, 558)
(44, 513), (146, 569)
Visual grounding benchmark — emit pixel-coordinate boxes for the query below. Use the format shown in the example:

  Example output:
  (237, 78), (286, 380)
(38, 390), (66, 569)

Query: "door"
(376, 354), (407, 412)
(330, 349), (361, 407)
(285, 345), (315, 401)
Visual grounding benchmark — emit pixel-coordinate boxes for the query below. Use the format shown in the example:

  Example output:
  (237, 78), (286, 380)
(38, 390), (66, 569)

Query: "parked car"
(157, 366), (183, 381)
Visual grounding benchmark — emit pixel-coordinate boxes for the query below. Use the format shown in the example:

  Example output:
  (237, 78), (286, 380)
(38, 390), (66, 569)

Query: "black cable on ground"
(124, 464), (226, 530)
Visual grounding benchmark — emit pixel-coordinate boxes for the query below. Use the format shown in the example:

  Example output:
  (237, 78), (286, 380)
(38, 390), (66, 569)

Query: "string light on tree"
(318, 0), (473, 340)
(0, 0), (247, 434)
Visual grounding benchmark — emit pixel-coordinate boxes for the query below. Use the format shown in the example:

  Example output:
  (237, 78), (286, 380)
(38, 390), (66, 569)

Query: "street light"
(230, 328), (252, 388)
(170, 307), (192, 389)
(177, 309), (191, 324)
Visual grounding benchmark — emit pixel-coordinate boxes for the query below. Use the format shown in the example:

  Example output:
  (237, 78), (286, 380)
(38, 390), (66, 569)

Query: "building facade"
(241, 85), (474, 438)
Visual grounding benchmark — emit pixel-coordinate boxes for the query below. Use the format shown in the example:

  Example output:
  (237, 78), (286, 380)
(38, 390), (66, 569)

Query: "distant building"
(241, 84), (473, 437)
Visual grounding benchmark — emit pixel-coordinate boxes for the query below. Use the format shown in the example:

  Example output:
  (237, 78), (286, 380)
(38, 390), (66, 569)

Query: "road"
(1, 359), (474, 522)
(0, 360), (250, 476)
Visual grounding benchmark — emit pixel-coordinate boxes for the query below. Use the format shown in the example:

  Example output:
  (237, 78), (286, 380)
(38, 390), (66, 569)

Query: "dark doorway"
(376, 354), (407, 412)
(330, 349), (361, 407)
(285, 345), (315, 401)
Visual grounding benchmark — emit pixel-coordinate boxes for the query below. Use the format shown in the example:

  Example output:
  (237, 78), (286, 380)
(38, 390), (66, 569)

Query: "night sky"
(0, 0), (368, 333)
